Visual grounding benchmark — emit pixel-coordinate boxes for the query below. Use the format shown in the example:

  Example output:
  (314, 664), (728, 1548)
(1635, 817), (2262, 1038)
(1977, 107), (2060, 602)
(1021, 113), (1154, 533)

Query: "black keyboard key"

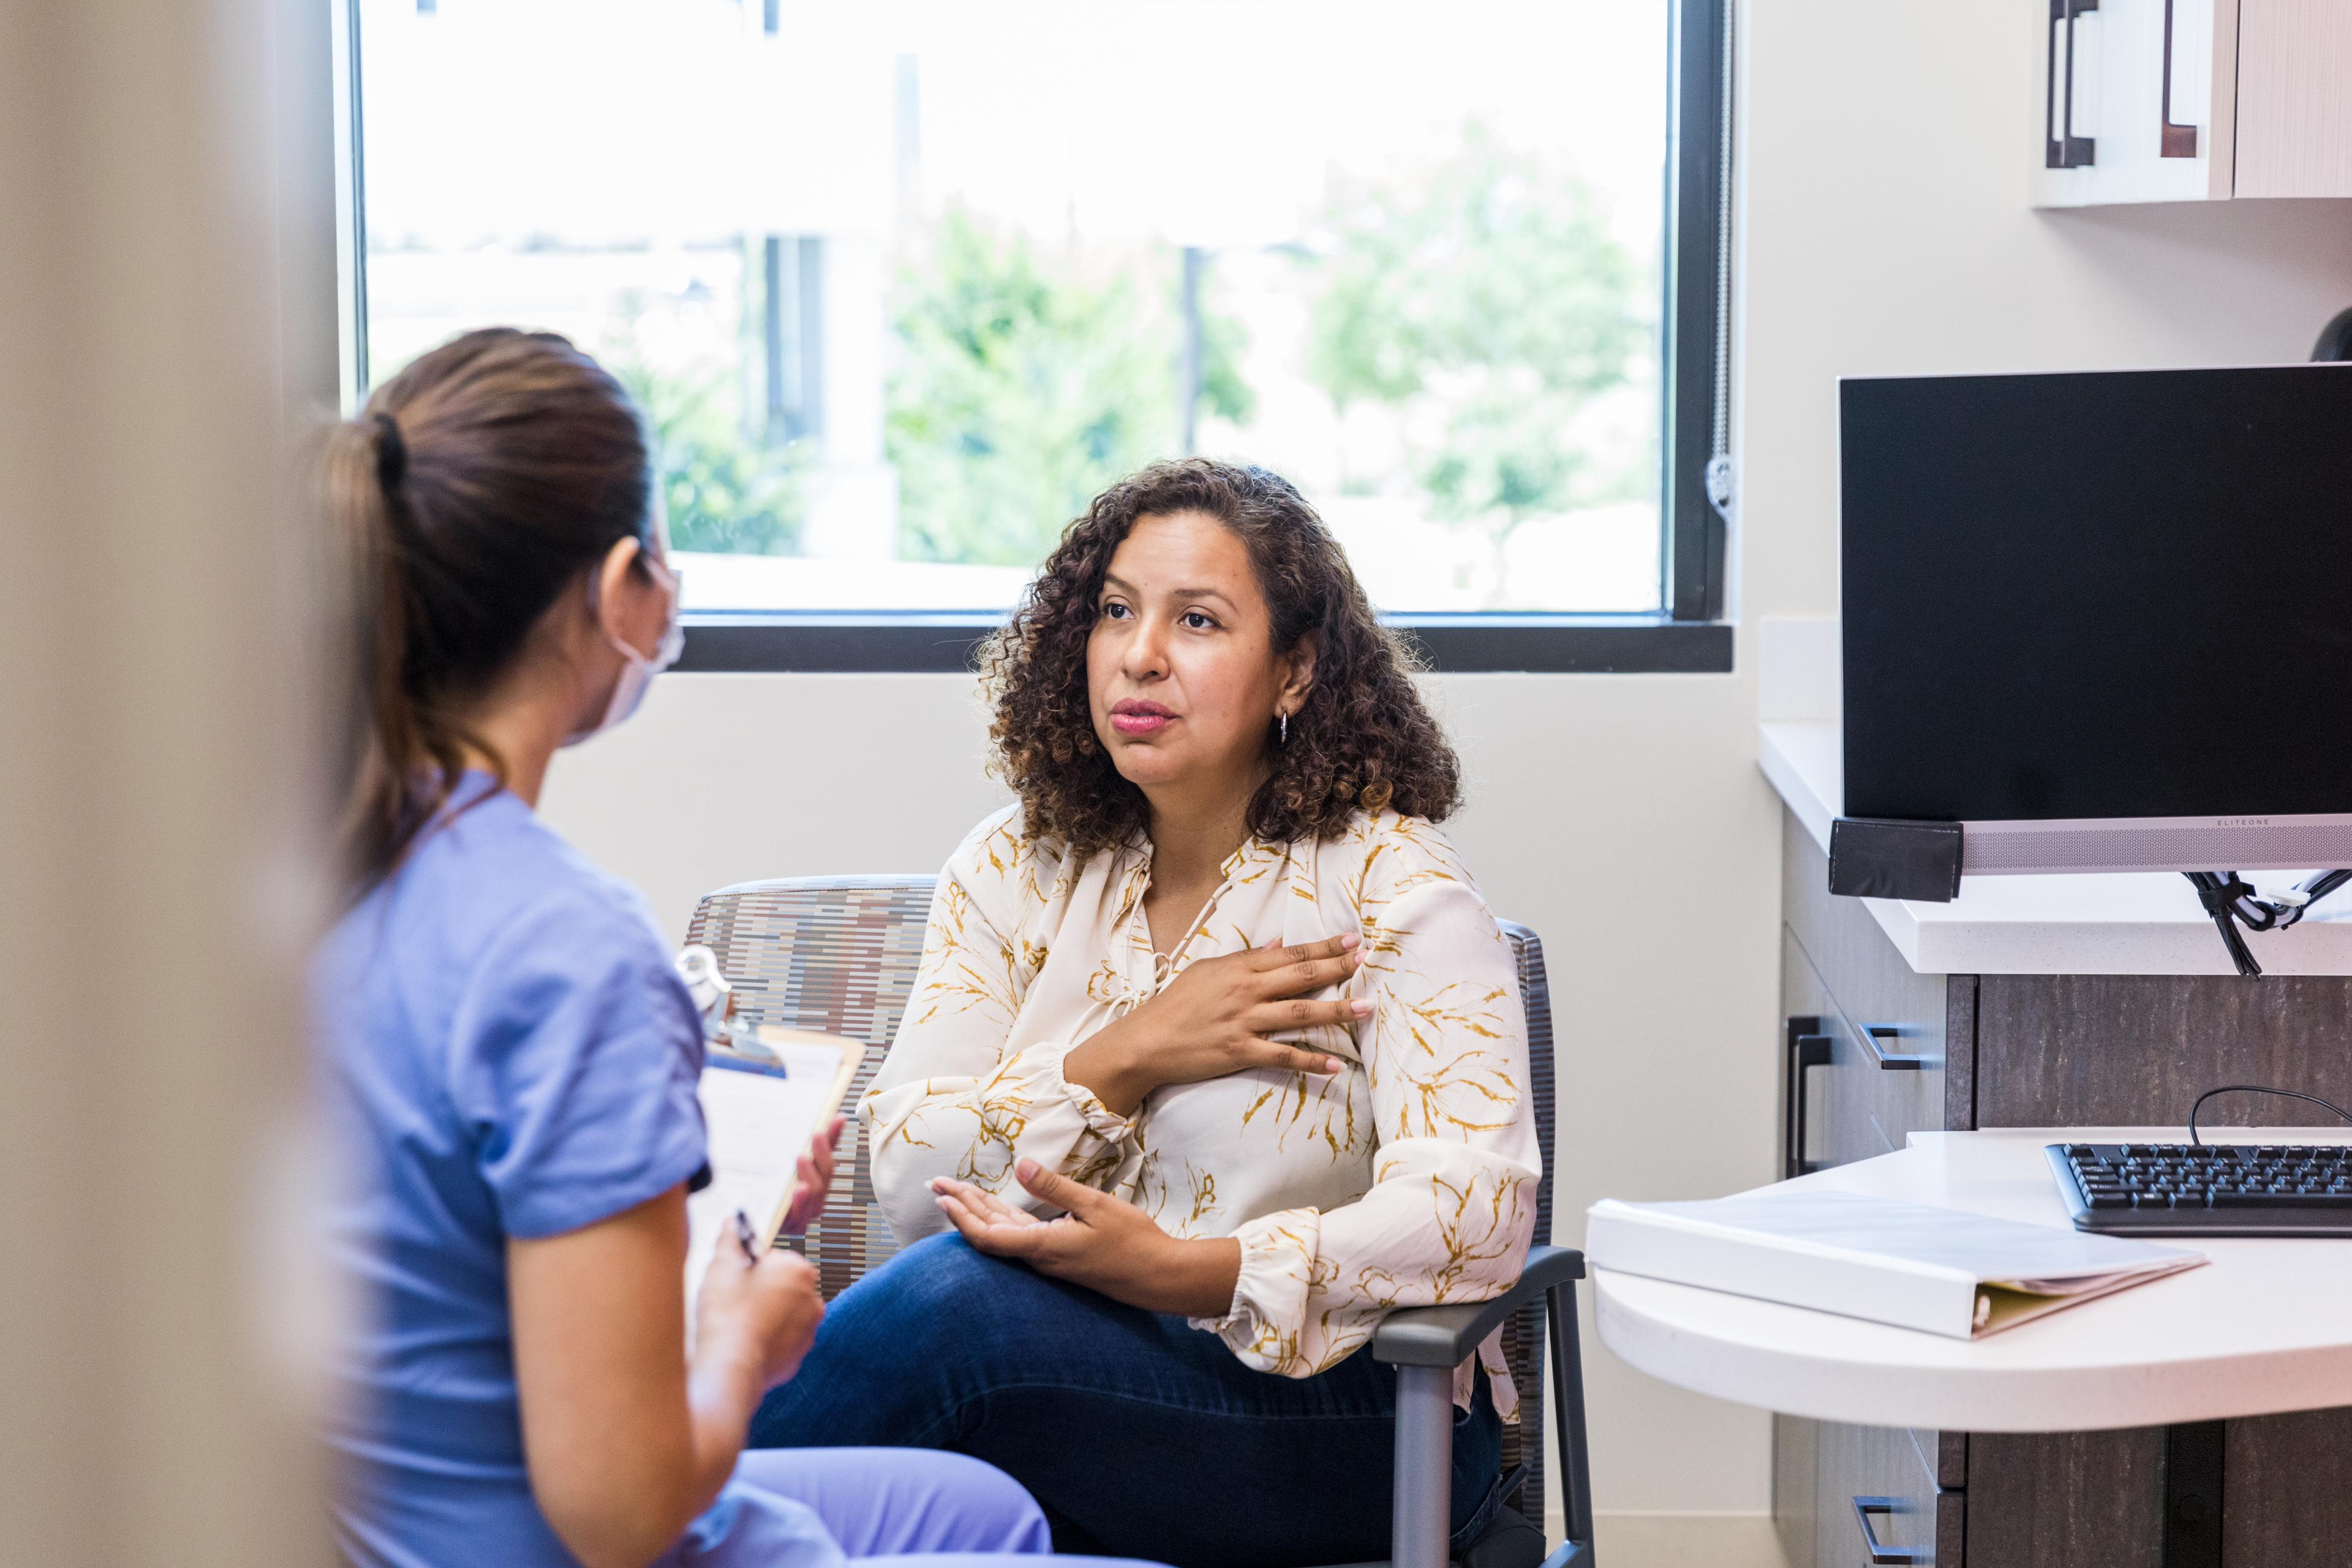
(2086, 1193), (2129, 1208)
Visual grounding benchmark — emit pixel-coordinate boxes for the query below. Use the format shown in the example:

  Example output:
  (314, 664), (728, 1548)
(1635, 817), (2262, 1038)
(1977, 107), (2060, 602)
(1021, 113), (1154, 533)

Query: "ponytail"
(325, 328), (652, 897)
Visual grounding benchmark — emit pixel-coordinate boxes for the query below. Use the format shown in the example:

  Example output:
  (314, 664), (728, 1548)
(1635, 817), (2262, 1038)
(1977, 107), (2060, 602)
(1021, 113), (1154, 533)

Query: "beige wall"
(1, 2), (339, 1564)
(541, 2), (2352, 1561)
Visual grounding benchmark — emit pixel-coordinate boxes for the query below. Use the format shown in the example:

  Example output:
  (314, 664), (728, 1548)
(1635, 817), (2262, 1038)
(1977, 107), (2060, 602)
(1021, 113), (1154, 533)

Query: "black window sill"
(678, 612), (1733, 675)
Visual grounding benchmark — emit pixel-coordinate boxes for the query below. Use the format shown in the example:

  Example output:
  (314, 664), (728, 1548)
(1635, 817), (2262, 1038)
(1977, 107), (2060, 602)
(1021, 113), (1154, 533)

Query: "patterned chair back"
(684, 875), (1559, 1520)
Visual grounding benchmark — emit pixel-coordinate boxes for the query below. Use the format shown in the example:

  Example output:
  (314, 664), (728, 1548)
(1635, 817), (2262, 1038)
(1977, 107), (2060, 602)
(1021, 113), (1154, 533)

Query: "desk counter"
(1760, 720), (2352, 977)
(1595, 1127), (2352, 1434)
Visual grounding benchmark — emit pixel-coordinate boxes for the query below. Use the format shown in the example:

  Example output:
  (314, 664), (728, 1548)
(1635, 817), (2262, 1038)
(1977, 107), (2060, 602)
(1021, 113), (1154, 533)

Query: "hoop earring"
(1279, 711), (1289, 745)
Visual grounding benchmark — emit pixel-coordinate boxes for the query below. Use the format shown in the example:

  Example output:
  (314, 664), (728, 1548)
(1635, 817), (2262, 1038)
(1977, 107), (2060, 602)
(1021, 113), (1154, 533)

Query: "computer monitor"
(1841, 363), (2352, 876)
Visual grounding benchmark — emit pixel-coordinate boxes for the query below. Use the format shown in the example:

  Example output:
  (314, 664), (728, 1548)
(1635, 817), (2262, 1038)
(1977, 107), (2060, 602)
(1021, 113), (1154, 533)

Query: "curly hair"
(980, 458), (1460, 859)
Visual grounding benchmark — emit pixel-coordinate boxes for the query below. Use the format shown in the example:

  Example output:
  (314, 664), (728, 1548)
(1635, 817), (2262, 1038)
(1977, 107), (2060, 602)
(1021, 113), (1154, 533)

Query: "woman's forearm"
(1060, 1012), (1158, 1115)
(866, 1041), (1133, 1237)
(682, 1329), (769, 1517)
(1157, 1234), (1243, 1317)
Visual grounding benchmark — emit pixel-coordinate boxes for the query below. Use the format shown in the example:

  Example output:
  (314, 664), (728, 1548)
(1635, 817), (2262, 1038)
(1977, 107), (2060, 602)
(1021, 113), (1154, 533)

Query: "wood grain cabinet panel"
(2222, 1407), (2352, 1564)
(1818, 1419), (1938, 1567)
(1773, 1413), (1819, 1568)
(2233, 0), (2352, 197)
(1782, 816), (1962, 1564)
(1784, 817), (1961, 1145)
(1974, 974), (2352, 1128)
(1964, 1430), (2165, 1568)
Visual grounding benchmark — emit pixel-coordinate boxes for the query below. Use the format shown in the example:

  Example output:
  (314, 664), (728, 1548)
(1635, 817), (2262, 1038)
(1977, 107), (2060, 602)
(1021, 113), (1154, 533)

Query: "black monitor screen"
(1842, 364), (2352, 823)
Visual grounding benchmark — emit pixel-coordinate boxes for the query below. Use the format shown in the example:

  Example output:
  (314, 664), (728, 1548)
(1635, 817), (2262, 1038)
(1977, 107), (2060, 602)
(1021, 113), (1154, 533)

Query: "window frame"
(342, 0), (1733, 676)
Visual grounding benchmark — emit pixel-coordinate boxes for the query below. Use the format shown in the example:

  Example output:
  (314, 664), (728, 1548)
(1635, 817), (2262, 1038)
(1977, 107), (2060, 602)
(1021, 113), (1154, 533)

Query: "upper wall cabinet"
(2035, 0), (2352, 206)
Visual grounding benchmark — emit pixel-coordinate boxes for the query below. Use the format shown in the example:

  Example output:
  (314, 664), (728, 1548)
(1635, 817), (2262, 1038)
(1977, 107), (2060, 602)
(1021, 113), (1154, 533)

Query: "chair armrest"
(1368, 1245), (1586, 1369)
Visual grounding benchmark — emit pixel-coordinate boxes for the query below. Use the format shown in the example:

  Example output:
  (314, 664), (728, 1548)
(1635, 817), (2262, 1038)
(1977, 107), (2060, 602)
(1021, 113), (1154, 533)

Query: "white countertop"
(1760, 719), (2352, 976)
(1593, 1128), (2352, 1433)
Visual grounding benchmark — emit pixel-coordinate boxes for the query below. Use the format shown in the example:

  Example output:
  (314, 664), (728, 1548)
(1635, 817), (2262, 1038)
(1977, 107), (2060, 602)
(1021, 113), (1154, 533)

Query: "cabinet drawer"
(1784, 814), (1950, 1074)
(1819, 1420), (1940, 1566)
(1774, 1414), (1819, 1568)
(1785, 932), (1946, 1166)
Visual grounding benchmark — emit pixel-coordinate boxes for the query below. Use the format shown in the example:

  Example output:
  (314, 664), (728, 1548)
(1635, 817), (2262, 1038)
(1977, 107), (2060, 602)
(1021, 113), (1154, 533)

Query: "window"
(346, 0), (1730, 670)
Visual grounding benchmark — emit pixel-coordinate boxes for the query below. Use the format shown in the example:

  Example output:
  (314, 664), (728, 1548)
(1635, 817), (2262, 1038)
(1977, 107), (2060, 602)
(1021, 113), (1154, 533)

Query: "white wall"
(542, 3), (2352, 1561)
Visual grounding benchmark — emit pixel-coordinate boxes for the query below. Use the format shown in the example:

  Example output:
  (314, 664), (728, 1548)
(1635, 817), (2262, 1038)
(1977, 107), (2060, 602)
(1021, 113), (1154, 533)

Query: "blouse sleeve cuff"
(1039, 1048), (1134, 1141)
(1189, 1207), (1320, 1372)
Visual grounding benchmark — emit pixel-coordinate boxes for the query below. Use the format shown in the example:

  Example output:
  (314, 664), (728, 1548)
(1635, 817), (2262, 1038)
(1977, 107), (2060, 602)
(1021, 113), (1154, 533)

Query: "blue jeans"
(748, 1235), (1504, 1568)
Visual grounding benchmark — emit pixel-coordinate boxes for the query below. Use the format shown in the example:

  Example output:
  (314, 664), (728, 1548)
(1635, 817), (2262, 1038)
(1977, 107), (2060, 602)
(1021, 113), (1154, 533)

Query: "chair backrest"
(686, 876), (1558, 1518)
(685, 876), (937, 1298)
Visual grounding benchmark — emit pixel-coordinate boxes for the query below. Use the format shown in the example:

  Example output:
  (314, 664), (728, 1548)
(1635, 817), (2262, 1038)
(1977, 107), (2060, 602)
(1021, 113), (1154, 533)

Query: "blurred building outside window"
(358, 0), (1669, 614)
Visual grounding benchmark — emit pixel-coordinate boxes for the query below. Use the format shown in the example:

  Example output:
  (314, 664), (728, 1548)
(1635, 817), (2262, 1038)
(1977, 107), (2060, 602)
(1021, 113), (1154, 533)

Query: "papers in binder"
(1585, 1188), (2205, 1340)
(684, 1027), (865, 1323)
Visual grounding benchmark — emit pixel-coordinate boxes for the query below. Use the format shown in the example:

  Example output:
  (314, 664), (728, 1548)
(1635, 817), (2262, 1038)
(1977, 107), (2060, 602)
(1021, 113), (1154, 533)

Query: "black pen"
(733, 1208), (761, 1265)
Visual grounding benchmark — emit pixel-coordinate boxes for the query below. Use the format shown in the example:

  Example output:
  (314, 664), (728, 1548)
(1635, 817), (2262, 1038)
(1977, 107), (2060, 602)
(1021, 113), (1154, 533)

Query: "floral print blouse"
(862, 803), (1542, 1413)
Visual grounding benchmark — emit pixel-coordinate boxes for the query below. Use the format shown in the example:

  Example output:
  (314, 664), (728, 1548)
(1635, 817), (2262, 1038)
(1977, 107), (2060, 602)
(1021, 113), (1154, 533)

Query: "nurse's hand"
(1062, 933), (1368, 1117)
(779, 1115), (845, 1236)
(693, 1235), (826, 1391)
(929, 1160), (1243, 1319)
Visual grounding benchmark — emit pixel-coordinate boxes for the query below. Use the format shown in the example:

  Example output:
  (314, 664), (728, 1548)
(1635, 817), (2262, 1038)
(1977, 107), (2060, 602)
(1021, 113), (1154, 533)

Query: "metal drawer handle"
(1853, 1496), (1931, 1566)
(1785, 1016), (1832, 1179)
(1860, 1023), (1934, 1072)
(2160, 0), (2198, 157)
(2045, 0), (2100, 168)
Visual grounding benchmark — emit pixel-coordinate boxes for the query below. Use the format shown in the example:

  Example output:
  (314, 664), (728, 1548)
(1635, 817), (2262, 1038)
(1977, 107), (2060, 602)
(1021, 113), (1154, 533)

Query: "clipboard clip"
(676, 944), (783, 1066)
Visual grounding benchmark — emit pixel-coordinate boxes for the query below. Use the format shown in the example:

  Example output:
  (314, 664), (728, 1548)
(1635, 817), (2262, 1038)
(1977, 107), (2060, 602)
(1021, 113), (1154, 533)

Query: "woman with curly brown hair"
(747, 460), (1540, 1568)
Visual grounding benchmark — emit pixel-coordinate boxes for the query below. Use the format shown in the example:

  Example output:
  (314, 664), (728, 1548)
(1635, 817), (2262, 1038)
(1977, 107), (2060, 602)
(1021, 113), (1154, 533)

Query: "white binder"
(1586, 1188), (2205, 1340)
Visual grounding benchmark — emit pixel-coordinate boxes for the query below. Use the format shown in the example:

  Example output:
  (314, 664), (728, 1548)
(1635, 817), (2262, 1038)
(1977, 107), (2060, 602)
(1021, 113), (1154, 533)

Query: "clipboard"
(684, 1025), (867, 1321)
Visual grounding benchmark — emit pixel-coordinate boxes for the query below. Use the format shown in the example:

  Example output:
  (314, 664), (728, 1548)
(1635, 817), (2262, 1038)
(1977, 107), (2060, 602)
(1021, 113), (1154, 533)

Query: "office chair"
(686, 875), (1596, 1568)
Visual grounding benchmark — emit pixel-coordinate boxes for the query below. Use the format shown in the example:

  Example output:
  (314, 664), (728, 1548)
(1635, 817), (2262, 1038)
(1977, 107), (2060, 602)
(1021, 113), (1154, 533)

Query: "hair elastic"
(373, 413), (408, 492)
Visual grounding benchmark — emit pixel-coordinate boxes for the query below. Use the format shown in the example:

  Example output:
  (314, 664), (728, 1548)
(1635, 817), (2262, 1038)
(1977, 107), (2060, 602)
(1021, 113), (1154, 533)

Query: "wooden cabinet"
(1777, 805), (2352, 1563)
(2033, 0), (2352, 207)
(1776, 818), (1961, 1564)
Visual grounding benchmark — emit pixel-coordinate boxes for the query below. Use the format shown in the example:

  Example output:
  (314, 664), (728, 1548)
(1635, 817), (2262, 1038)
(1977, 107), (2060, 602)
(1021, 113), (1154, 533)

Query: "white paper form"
(683, 1031), (864, 1325)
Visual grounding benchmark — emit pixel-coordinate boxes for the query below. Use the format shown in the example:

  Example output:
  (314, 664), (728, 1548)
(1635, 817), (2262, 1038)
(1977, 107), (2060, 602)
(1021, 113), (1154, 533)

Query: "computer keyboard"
(2048, 1142), (2352, 1235)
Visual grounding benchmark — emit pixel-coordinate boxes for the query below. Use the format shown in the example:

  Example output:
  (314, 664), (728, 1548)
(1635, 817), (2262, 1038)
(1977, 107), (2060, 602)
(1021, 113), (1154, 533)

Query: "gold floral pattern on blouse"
(862, 804), (1541, 1414)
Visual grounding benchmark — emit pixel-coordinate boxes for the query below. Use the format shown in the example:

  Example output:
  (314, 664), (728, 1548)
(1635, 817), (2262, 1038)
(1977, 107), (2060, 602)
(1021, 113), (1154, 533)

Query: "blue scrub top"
(317, 773), (710, 1568)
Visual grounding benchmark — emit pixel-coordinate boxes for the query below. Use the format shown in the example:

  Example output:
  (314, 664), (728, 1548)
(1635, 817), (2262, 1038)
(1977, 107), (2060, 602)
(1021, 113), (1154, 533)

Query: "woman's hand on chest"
(1062, 933), (1368, 1117)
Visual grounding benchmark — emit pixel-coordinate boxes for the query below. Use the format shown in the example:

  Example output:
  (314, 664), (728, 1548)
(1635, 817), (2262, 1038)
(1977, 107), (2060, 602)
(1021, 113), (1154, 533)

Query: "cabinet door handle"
(1860, 1023), (1934, 1072)
(1852, 1496), (1932, 1566)
(1785, 1016), (1833, 1179)
(2046, 0), (2099, 169)
(2161, 0), (2198, 157)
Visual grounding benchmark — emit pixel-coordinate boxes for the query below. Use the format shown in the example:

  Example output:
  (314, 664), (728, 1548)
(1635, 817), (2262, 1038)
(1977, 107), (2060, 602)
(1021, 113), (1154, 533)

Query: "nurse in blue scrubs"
(315, 328), (1153, 1568)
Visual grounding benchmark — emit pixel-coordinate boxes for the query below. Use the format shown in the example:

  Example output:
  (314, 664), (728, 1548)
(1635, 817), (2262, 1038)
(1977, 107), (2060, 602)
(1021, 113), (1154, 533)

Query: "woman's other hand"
(1062, 933), (1368, 1115)
(929, 1161), (1243, 1317)
(778, 1115), (845, 1236)
(692, 1232), (826, 1391)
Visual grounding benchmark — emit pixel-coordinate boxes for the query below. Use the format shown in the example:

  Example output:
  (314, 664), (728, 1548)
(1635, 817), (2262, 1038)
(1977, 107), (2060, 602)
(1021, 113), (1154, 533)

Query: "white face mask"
(565, 547), (683, 747)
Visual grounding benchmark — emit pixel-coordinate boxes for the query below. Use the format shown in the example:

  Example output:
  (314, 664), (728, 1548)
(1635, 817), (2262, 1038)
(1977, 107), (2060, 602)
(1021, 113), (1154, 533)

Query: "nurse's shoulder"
(330, 778), (694, 1065)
